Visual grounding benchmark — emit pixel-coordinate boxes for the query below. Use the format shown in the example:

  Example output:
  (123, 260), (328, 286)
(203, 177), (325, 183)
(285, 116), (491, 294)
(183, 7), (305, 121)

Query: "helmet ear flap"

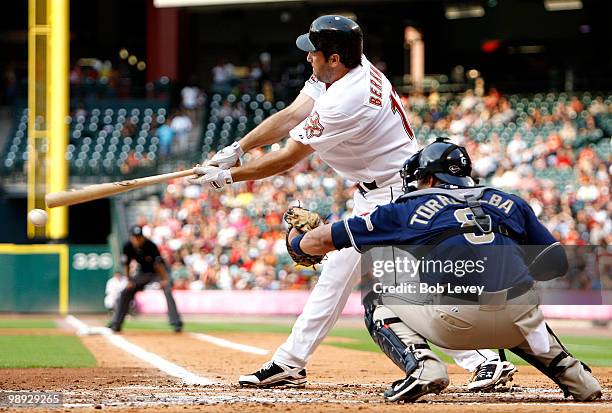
(458, 146), (473, 175)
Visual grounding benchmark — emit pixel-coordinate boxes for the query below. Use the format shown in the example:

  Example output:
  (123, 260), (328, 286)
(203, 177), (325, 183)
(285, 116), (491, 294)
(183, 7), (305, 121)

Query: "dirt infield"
(1, 327), (610, 412)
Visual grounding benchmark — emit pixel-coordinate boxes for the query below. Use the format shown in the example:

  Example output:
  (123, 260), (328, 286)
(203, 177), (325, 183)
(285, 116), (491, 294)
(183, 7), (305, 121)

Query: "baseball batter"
(190, 15), (513, 390)
(285, 139), (602, 402)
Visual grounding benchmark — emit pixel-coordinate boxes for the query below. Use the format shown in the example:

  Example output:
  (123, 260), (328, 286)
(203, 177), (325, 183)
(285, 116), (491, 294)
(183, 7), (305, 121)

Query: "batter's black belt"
(440, 282), (534, 303)
(357, 180), (379, 195)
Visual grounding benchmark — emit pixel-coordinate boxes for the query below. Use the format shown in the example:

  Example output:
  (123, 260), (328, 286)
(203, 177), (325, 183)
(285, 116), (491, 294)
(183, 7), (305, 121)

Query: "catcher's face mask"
(400, 150), (421, 193)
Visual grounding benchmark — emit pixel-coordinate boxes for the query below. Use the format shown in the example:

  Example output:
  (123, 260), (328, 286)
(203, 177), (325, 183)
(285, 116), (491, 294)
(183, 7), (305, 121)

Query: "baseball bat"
(45, 168), (197, 208)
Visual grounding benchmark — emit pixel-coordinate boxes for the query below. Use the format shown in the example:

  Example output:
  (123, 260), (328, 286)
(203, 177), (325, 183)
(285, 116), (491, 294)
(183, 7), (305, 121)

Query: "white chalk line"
(190, 332), (269, 355)
(105, 334), (213, 385)
(61, 317), (610, 408)
(65, 315), (213, 386)
(64, 314), (90, 331)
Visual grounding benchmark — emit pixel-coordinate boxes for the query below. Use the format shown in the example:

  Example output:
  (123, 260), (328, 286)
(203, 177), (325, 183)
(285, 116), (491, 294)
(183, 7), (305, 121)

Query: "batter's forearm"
(238, 93), (314, 153)
(238, 113), (296, 153)
(231, 151), (298, 181)
(231, 140), (314, 182)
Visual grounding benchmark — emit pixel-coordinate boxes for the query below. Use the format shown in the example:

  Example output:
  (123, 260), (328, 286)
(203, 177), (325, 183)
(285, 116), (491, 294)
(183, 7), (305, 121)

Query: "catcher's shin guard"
(510, 323), (601, 401)
(365, 305), (420, 375)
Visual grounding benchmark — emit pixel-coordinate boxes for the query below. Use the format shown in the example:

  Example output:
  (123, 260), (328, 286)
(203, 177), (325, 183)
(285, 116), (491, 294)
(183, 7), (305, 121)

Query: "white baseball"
(28, 208), (48, 226)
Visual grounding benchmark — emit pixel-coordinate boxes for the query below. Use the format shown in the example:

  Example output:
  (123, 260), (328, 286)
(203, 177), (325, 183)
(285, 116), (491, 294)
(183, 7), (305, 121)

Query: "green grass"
(125, 320), (294, 335)
(123, 319), (612, 367)
(553, 336), (612, 366)
(325, 329), (612, 367)
(0, 336), (96, 368)
(0, 319), (56, 329)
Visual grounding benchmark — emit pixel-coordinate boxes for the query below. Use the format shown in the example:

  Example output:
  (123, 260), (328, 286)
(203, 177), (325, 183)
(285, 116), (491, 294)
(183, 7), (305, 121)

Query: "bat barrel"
(45, 168), (196, 208)
(45, 183), (133, 208)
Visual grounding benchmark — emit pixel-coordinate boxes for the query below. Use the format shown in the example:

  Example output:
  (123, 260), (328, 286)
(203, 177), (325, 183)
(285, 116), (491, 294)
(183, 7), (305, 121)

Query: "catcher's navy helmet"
(401, 138), (475, 189)
(296, 15), (363, 68)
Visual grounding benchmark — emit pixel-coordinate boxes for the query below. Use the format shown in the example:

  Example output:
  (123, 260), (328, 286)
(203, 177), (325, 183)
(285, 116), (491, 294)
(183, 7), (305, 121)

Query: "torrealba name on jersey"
(409, 193), (515, 225)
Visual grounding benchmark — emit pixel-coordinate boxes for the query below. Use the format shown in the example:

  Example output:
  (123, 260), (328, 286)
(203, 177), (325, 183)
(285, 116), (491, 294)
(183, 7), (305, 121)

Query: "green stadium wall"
(0, 244), (112, 313)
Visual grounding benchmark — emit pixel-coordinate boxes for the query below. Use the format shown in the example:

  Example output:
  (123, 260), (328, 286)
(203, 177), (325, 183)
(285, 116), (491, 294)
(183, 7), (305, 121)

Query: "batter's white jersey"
(290, 55), (418, 184)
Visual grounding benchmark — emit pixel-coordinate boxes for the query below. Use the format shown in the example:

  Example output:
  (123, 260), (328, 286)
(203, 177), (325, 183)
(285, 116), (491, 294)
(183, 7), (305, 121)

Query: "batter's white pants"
(273, 185), (497, 371)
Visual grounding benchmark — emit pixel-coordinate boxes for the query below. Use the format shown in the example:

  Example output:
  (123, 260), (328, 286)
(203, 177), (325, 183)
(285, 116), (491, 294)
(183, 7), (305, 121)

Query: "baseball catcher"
(284, 138), (602, 403)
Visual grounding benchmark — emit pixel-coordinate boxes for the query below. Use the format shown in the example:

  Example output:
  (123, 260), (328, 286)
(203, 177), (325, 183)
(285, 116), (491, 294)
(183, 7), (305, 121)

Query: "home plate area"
(3, 324), (610, 413)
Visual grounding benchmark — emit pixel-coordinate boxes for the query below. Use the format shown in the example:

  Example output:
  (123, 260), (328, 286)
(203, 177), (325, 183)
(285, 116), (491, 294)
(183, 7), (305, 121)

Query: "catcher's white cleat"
(468, 360), (517, 391)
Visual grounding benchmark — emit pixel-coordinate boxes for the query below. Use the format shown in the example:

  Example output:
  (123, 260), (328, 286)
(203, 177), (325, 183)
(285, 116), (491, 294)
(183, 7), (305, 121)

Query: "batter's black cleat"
(468, 360), (517, 392)
(384, 376), (449, 403)
(238, 361), (306, 387)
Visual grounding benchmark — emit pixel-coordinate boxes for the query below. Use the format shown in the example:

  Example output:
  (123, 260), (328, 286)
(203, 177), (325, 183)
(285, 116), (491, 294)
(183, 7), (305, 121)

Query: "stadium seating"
(412, 92), (611, 145)
(199, 92), (285, 156)
(1, 103), (167, 178)
(409, 91), (610, 190)
(1, 92), (608, 182)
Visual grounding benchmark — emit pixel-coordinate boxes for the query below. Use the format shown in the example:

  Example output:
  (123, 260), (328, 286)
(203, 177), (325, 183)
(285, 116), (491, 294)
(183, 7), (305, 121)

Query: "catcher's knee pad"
(368, 306), (427, 376)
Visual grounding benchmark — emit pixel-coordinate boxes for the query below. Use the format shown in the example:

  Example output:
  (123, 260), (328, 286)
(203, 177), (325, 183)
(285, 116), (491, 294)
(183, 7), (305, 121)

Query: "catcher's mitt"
(284, 206), (325, 267)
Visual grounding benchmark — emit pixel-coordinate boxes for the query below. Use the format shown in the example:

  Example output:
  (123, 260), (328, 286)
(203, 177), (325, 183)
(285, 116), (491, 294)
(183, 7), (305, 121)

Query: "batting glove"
(207, 142), (244, 169)
(188, 165), (233, 191)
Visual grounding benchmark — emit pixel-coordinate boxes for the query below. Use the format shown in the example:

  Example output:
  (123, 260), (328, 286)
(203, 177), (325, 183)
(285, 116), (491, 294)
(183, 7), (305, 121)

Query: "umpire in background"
(108, 225), (183, 333)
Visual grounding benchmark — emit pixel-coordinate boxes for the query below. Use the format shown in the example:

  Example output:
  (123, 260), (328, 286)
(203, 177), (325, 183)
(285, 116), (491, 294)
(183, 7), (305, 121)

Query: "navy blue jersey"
(123, 239), (163, 274)
(331, 186), (559, 291)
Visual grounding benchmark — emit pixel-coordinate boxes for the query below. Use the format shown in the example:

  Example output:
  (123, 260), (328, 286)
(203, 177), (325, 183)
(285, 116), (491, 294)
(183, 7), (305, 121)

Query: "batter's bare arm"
(230, 138), (314, 182)
(238, 93), (314, 152)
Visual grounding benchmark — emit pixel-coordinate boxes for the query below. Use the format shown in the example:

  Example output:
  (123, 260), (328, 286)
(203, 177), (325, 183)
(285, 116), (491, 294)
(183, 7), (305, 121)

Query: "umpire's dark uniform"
(108, 226), (182, 332)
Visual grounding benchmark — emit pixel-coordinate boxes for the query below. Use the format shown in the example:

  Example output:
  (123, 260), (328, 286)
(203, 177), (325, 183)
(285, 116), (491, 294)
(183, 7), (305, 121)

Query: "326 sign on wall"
(69, 245), (114, 312)
(72, 252), (113, 270)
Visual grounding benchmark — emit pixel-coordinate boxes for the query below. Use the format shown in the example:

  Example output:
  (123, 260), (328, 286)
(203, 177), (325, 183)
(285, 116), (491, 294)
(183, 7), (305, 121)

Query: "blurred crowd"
(132, 89), (610, 291)
(404, 90), (610, 248)
(69, 57), (177, 101)
(135, 154), (347, 291)
(404, 89), (611, 290)
(211, 54), (275, 102)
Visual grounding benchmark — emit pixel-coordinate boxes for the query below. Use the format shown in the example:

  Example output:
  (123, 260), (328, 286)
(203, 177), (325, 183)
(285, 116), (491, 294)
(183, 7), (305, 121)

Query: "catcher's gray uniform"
(337, 185), (602, 402)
